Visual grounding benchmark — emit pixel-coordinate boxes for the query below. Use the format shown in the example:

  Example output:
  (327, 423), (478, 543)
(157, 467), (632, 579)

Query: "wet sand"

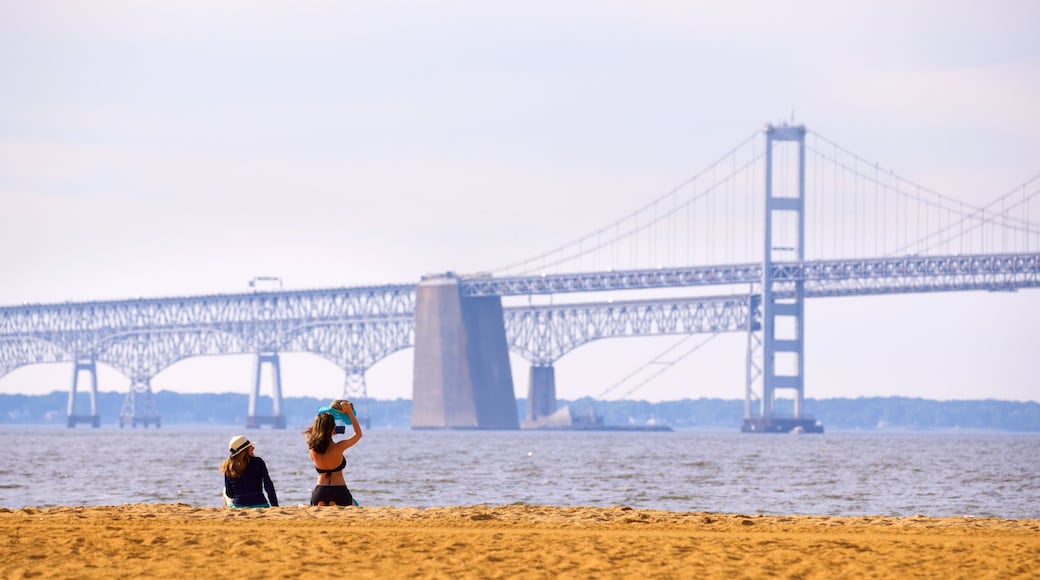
(2, 504), (1038, 579)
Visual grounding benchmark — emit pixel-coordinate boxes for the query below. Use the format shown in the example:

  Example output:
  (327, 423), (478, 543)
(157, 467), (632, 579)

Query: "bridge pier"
(524, 364), (557, 425)
(247, 351), (286, 429)
(119, 378), (161, 428)
(344, 371), (372, 429)
(67, 356), (100, 428)
(412, 273), (519, 429)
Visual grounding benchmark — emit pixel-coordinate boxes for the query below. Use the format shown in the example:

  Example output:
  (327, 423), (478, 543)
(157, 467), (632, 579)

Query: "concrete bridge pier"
(524, 364), (557, 425)
(412, 273), (519, 429)
(246, 351), (286, 429)
(67, 356), (100, 428)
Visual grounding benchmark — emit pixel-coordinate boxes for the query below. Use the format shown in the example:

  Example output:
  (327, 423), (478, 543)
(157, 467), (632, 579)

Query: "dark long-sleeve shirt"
(224, 456), (278, 507)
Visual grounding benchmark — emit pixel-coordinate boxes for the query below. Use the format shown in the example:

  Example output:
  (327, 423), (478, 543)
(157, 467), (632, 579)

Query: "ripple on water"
(1, 427), (1039, 516)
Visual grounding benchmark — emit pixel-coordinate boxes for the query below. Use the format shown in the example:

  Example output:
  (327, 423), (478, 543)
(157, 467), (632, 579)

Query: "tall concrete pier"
(412, 273), (520, 429)
(525, 365), (557, 424)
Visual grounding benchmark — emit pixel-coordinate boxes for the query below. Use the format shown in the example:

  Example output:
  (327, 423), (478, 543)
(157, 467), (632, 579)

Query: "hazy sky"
(2, 1), (1038, 404)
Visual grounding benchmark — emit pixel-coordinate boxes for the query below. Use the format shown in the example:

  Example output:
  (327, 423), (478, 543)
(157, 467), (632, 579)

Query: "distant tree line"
(572, 397), (1040, 432)
(0, 392), (1038, 431)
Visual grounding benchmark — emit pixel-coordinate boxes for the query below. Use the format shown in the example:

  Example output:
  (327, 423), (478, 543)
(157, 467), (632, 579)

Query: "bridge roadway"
(1, 252), (1038, 428)
(462, 253), (1040, 296)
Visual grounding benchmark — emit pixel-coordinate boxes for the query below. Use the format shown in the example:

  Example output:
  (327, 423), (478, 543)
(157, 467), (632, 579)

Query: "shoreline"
(3, 504), (1039, 578)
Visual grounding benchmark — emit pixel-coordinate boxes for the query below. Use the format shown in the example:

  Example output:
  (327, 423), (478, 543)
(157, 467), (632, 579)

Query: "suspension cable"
(595, 333), (721, 401)
(492, 130), (762, 275)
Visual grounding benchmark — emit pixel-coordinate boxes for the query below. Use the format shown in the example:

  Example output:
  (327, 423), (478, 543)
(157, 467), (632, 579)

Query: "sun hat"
(228, 435), (254, 457)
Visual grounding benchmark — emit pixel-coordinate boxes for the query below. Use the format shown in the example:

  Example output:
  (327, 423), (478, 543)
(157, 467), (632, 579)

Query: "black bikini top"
(315, 457), (347, 476)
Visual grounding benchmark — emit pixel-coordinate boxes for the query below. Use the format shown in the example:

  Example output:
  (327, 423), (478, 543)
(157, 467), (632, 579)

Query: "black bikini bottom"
(310, 485), (356, 506)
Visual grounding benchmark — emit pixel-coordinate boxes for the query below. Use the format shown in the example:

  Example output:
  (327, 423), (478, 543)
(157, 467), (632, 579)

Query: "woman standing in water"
(304, 399), (363, 506)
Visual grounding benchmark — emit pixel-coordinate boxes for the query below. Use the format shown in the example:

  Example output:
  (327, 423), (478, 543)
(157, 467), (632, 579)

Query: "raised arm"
(331, 399), (363, 452)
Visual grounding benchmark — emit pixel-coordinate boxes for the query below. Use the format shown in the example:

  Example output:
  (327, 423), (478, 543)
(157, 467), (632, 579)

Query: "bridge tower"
(743, 124), (822, 433)
(119, 377), (161, 428)
(246, 351), (286, 429)
(67, 355), (101, 428)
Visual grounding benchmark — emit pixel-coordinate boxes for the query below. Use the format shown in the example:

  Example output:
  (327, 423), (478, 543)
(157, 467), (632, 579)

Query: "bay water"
(1, 426), (1037, 518)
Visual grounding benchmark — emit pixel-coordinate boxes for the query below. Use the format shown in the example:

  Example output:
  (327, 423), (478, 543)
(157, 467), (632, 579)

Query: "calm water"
(1, 426), (1038, 518)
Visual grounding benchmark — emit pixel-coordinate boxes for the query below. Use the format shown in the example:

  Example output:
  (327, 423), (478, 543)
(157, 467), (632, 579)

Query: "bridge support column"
(412, 273), (519, 429)
(247, 351), (286, 429)
(344, 371), (372, 429)
(67, 356), (100, 428)
(525, 364), (557, 424)
(119, 378), (161, 428)
(743, 124), (822, 434)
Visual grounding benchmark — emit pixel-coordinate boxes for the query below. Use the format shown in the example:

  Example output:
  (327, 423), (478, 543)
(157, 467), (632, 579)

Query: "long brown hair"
(221, 451), (252, 479)
(304, 413), (336, 454)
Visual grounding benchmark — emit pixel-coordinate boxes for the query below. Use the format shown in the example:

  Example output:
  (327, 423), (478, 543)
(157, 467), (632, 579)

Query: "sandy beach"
(2, 504), (1038, 579)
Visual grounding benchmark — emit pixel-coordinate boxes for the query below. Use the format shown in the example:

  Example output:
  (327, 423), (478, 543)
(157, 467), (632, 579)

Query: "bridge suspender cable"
(595, 332), (721, 401)
(492, 130), (761, 276)
(809, 132), (1040, 253)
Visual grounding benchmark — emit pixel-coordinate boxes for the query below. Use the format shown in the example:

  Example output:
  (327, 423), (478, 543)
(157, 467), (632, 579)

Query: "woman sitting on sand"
(221, 435), (279, 508)
(304, 399), (363, 506)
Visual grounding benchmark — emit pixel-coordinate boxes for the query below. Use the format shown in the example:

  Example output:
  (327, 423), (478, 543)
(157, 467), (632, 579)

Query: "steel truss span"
(0, 284), (415, 381)
(0, 337), (67, 377)
(795, 253), (1040, 296)
(1, 252), (1037, 382)
(460, 253), (1040, 296)
(504, 295), (754, 365)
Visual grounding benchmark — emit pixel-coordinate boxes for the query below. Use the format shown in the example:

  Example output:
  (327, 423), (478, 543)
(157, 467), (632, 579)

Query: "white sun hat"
(228, 435), (254, 457)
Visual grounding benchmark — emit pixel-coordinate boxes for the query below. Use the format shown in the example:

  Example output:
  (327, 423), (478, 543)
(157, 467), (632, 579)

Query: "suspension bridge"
(2, 124), (1038, 431)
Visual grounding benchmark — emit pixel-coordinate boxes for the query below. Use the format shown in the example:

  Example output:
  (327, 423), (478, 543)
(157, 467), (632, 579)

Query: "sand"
(1, 504), (1038, 579)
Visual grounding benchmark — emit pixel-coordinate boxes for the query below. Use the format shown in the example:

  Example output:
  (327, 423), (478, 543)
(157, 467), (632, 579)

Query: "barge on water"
(523, 404), (673, 432)
(741, 416), (824, 434)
